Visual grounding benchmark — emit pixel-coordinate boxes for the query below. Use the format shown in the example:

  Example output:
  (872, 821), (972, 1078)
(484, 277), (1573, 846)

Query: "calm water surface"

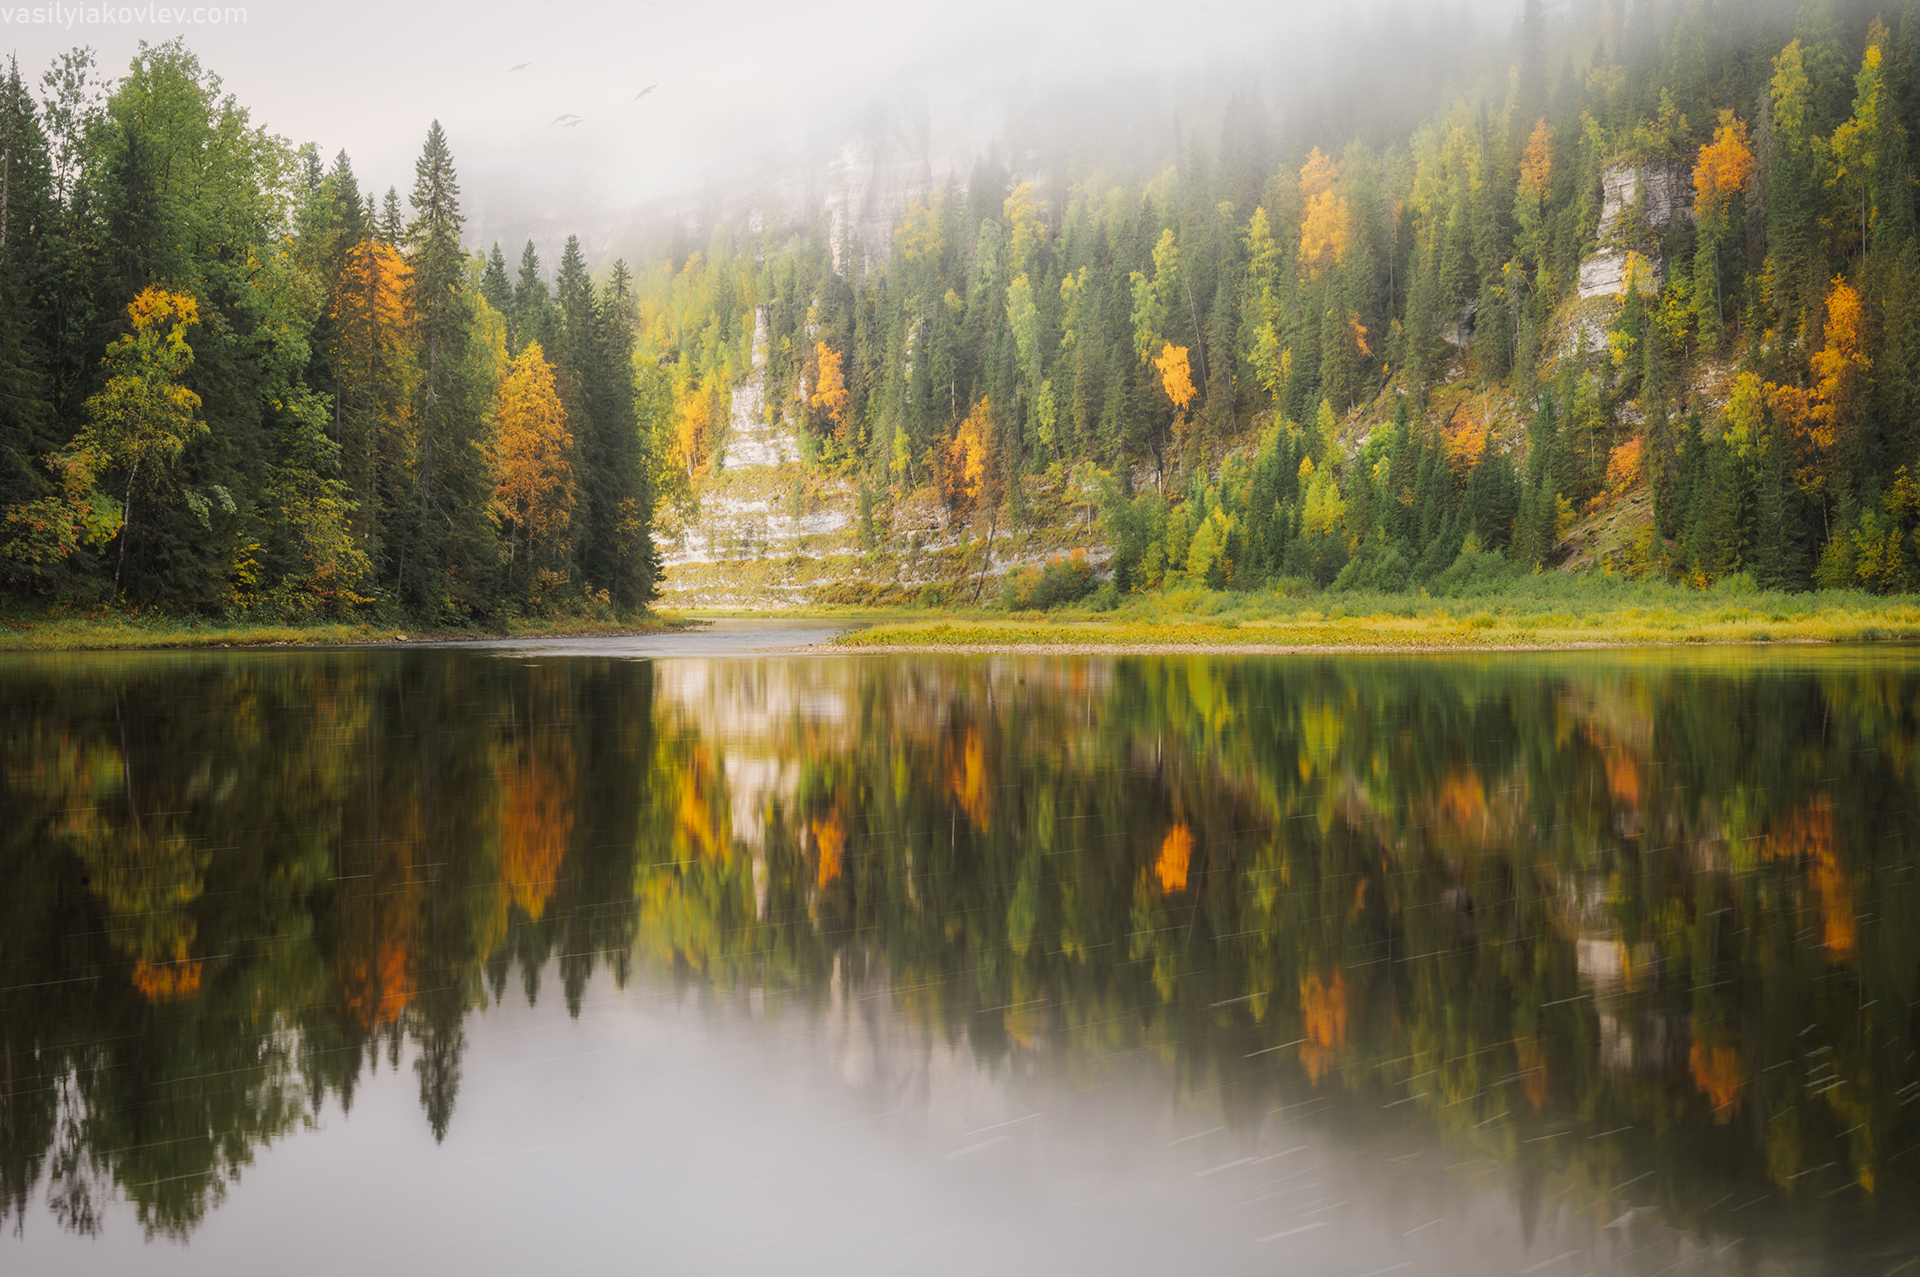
(5, 633), (1920, 1274)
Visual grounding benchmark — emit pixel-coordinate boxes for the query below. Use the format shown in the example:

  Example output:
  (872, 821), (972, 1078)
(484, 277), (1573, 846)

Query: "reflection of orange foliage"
(947, 728), (990, 831)
(1435, 768), (1487, 830)
(343, 938), (415, 1027)
(131, 954), (203, 1001)
(1690, 1035), (1744, 1119)
(1299, 971), (1349, 1083)
(1156, 822), (1192, 893)
(500, 744), (576, 919)
(336, 798), (426, 1029)
(812, 810), (847, 888)
(1515, 1036), (1549, 1111)
(1767, 803), (1854, 958)
(674, 749), (725, 858)
(1604, 751), (1641, 807)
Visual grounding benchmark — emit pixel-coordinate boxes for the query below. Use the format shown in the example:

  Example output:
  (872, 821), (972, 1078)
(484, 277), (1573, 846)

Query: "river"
(2, 627), (1916, 1273)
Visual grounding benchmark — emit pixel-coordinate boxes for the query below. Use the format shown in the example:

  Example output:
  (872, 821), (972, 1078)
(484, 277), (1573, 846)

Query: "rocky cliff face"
(653, 306), (1109, 611)
(825, 134), (935, 274)
(1577, 158), (1693, 300)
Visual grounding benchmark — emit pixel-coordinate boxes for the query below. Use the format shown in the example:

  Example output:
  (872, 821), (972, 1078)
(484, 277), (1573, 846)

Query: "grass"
(0, 606), (685, 653)
(832, 574), (1920, 650)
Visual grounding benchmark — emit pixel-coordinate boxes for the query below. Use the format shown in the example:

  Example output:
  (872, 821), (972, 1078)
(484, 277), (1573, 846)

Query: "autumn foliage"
(500, 741), (577, 920)
(1690, 1036), (1745, 1118)
(1809, 277), (1869, 452)
(947, 727), (991, 831)
(1155, 343), (1197, 412)
(1766, 802), (1854, 958)
(1692, 111), (1755, 219)
(944, 396), (998, 516)
(810, 341), (850, 443)
(1155, 822), (1192, 893)
(1518, 119), (1554, 207)
(1297, 149), (1352, 278)
(1299, 970), (1349, 1083)
(489, 341), (575, 573)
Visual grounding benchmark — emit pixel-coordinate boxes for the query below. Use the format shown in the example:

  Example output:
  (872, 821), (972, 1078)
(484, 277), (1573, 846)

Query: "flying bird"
(550, 113), (581, 125)
(508, 62), (531, 72)
(563, 118), (584, 127)
(635, 83), (658, 99)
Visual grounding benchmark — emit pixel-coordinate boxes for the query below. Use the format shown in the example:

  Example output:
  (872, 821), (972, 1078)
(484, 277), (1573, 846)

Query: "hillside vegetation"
(6, 1), (1920, 628)
(648, 0), (1920, 612)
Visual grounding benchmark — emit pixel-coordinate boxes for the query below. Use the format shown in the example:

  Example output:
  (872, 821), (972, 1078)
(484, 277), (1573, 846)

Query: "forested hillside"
(648, 0), (1920, 603)
(0, 44), (657, 621)
(5, 1), (1920, 620)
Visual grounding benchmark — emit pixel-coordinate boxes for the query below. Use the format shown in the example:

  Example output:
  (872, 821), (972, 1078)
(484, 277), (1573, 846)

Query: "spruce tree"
(399, 121), (491, 617)
(482, 243), (512, 320)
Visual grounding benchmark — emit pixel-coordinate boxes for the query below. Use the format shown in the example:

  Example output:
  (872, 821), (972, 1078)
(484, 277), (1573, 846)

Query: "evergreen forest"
(8, 0), (1920, 619)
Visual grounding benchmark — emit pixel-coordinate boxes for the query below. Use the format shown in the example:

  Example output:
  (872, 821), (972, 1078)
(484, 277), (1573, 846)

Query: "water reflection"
(3, 647), (1920, 1269)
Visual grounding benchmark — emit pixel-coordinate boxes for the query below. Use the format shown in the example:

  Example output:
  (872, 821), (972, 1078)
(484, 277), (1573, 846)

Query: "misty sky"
(0, 0), (1495, 256)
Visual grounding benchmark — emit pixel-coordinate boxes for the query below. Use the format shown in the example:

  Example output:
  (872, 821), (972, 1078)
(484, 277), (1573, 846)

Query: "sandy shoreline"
(813, 639), (1755, 656)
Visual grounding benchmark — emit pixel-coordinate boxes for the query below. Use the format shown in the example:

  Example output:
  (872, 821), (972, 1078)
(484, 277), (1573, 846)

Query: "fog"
(0, 0), (1518, 263)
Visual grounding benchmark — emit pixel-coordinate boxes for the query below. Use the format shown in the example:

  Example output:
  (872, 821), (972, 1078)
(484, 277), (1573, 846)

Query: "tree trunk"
(112, 465), (138, 601)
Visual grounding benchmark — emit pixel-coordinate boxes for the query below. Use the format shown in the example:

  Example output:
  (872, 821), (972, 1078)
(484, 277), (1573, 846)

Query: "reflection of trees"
(6, 651), (1920, 1249)
(0, 653), (649, 1230)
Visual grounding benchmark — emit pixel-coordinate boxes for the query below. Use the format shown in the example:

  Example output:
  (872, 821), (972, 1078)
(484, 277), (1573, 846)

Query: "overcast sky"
(0, 0), (1503, 255)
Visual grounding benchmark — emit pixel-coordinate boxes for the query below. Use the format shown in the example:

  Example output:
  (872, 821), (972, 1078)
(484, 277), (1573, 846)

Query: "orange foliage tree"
(1691, 111), (1754, 334)
(489, 341), (575, 582)
(1691, 111), (1754, 220)
(1518, 119), (1554, 207)
(1809, 277), (1868, 454)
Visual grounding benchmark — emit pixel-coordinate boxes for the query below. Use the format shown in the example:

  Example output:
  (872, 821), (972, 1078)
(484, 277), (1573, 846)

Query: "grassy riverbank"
(832, 577), (1920, 651)
(0, 607), (684, 652)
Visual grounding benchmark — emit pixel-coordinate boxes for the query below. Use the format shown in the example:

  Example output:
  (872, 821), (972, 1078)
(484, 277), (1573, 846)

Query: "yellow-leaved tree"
(1156, 342), (1197, 414)
(810, 341), (851, 446)
(1807, 277), (1868, 464)
(1298, 148), (1352, 279)
(79, 288), (205, 598)
(489, 341), (575, 589)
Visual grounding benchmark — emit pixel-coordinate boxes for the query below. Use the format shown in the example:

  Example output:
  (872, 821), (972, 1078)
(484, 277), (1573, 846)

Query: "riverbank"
(0, 609), (688, 652)
(827, 587), (1920, 651)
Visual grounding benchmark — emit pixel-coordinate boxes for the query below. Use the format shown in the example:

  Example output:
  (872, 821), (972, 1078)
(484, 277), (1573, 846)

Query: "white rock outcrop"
(1576, 159), (1694, 301)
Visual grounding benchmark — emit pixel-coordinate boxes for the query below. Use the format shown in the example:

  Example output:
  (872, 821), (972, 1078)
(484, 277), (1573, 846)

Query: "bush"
(1002, 550), (1098, 610)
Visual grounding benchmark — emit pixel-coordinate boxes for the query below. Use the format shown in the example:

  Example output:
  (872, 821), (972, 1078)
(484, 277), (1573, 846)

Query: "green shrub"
(1002, 550), (1098, 610)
